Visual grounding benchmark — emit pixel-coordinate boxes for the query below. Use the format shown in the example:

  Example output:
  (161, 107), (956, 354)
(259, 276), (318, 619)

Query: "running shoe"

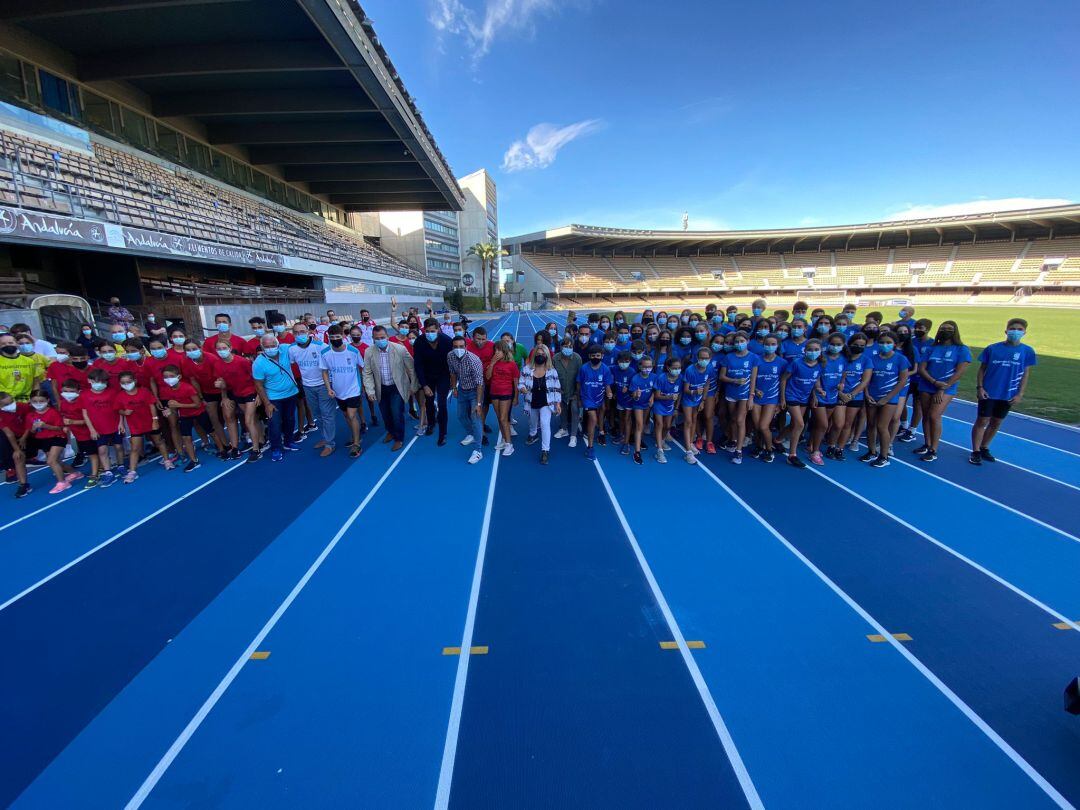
(597, 432), (606, 446)
(510, 425), (518, 436)
(282, 442), (301, 452)
(684, 451), (697, 465)
(809, 451), (825, 466)
(460, 435), (475, 446)
(468, 450), (483, 464)
(584, 445), (595, 461)
(502, 443), (514, 457)
(64, 471), (84, 483)
(164, 457), (176, 469)
(620, 443), (630, 456)
(114, 465), (127, 478)
(495, 438), (506, 451)
(270, 450), (284, 463)
(762, 451), (775, 463)
(184, 459), (202, 472)
(216, 449), (229, 460)
(694, 437), (704, 451)
(871, 455), (890, 468)
(73, 452), (87, 467)
(787, 455), (806, 468)
(633, 451), (643, 465)
(655, 449), (667, 464)
(554, 428), (568, 439)
(834, 448), (846, 461)
(569, 435), (579, 448)
(732, 451), (743, 465)
(724, 440), (738, 452)
(100, 470), (116, 488)
(859, 451), (877, 463)
(349, 445), (362, 458)
(750, 446), (764, 460)
(706, 441), (717, 455)
(526, 433), (539, 446)
(84, 476), (99, 489)
(15, 483), (31, 498)
(979, 448), (997, 463)
(540, 451), (549, 465)
(919, 450), (937, 462)
(661, 440), (671, 452)
(968, 451), (982, 465)
(897, 427), (916, 442)
(122, 470), (139, 484)
(913, 444), (930, 455)
(49, 481), (71, 495)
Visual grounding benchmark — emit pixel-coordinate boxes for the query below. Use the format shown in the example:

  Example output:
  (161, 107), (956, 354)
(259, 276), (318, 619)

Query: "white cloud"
(501, 119), (603, 172)
(429, 0), (565, 64)
(884, 197), (1073, 220)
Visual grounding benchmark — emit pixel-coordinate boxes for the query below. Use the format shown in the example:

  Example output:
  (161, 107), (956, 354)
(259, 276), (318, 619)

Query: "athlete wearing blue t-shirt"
(970, 318), (1036, 465)
(859, 333), (911, 467)
(680, 347), (713, 461)
(779, 343), (824, 468)
(612, 354), (636, 455)
(813, 334), (848, 464)
(911, 320), (972, 462)
(718, 334), (759, 463)
(834, 335), (871, 458)
(628, 357), (656, 465)
(577, 348), (613, 459)
(652, 358), (682, 464)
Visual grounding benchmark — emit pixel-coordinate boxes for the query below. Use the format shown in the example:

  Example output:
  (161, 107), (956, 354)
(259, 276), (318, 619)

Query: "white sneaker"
(690, 444), (700, 455)
(510, 425), (518, 436)
(511, 416), (518, 425)
(568, 435), (578, 448)
(468, 450), (483, 464)
(655, 449), (667, 464)
(495, 438), (506, 451)
(554, 428), (568, 439)
(685, 451), (697, 465)
(460, 435), (475, 446)
(502, 443), (514, 457)
(661, 441), (671, 451)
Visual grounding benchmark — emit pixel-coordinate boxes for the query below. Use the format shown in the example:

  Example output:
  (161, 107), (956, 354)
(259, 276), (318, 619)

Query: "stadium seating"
(0, 127), (425, 282)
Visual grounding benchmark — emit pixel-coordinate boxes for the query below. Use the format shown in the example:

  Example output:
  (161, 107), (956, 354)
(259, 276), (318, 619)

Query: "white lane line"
(954, 398), (1080, 434)
(0, 461), (246, 614)
(591, 457), (764, 810)
(0, 487), (88, 534)
(929, 436), (1080, 493)
(858, 442), (1080, 546)
(942, 416), (1080, 459)
(434, 450), (501, 809)
(805, 465), (1080, 632)
(126, 437), (419, 809)
(685, 447), (1072, 809)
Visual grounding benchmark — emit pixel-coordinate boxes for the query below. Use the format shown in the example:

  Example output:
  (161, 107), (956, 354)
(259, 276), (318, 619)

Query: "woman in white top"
(517, 344), (562, 465)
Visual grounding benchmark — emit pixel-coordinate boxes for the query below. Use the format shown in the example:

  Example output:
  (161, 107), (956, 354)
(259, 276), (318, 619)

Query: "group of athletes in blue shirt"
(552, 301), (1036, 468)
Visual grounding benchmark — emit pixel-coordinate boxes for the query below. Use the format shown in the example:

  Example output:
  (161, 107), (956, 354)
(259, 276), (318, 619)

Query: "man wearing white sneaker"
(447, 334), (485, 464)
(552, 337), (581, 448)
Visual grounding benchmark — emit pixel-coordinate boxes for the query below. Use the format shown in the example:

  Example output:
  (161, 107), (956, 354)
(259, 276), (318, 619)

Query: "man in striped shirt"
(448, 335), (485, 464)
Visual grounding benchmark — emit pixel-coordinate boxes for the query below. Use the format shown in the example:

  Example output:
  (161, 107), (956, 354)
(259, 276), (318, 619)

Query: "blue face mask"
(604, 342), (616, 351)
(879, 343), (894, 354)
(262, 346), (279, 357)
(756, 328), (769, 338)
(679, 336), (692, 345)
(711, 342), (723, 352)
(579, 335), (590, 344)
(111, 332), (126, 341)
(668, 368), (681, 377)
(734, 342), (748, 352)
(296, 334), (311, 345)
(617, 334), (630, 344)
(125, 351), (141, 361)
(899, 311), (908, 319)
(727, 313), (737, 323)
(763, 346), (778, 356)
(18, 344), (33, 354)
(804, 350), (821, 361)
(711, 315), (723, 325)
(217, 323), (230, 333)
(722, 345), (733, 352)
(171, 336), (186, 345)
(827, 344), (842, 354)
(186, 349), (202, 360)
(752, 307), (763, 316)
(100, 351), (116, 361)
(1006, 329), (1025, 343)
(150, 348), (167, 359)
(792, 327), (805, 338)
(426, 332), (439, 342)
(615, 318), (625, 326)
(600, 322), (610, 331)
(696, 358), (709, 368)
(548, 328), (557, 336)
(273, 325), (286, 334)
(629, 352), (642, 361)
(816, 324), (830, 334)
(688, 319), (699, 327)
(667, 321), (678, 330)
(618, 361), (630, 370)
(561, 347), (574, 357)
(252, 328), (265, 337)
(374, 337), (389, 349)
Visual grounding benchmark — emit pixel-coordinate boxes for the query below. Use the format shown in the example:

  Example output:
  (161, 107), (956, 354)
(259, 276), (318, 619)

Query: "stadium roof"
(504, 204), (1080, 255)
(0, 0), (464, 213)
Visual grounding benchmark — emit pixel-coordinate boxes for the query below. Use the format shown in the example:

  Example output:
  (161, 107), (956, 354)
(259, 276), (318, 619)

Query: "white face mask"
(61, 391), (79, 402)
(121, 381), (137, 391)
(31, 401), (48, 411)
(90, 381), (108, 392)
(55, 353), (70, 363)
(163, 376), (180, 387)
(453, 347), (467, 358)
(1, 402), (17, 412)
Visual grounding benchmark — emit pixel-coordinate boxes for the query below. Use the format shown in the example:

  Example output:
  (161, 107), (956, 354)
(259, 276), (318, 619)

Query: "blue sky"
(368, 0), (1080, 237)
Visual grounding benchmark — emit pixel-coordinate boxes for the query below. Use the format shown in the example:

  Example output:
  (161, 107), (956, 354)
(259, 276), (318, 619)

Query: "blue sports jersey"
(672, 342), (695, 362)
(918, 343), (973, 395)
(978, 341), (1036, 400)
(818, 356), (847, 405)
(841, 354), (869, 401)
(629, 371), (656, 410)
(723, 351), (759, 400)
(577, 362), (613, 408)
(747, 338), (766, 356)
(600, 347), (619, 367)
(754, 355), (784, 405)
(681, 364), (711, 407)
(612, 365), (636, 408)
(652, 372), (682, 416)
(781, 338), (808, 361)
(718, 323), (736, 336)
(783, 358), (822, 403)
(867, 352), (911, 403)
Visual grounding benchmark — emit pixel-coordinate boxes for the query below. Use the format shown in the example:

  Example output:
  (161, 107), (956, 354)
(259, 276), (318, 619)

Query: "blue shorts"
(682, 395), (703, 408)
(652, 402), (676, 417)
(582, 399), (605, 412)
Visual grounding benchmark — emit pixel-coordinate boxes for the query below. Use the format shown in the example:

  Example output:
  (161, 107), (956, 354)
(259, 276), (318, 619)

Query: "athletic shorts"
(582, 401), (604, 412)
(202, 392), (222, 404)
(336, 395), (363, 411)
(724, 395), (749, 403)
(489, 393), (512, 402)
(95, 432), (122, 448)
(845, 399), (864, 408)
(130, 429), (161, 440)
(229, 393), (258, 405)
(29, 436), (67, 451)
(785, 399), (810, 408)
(178, 412), (212, 435)
(977, 398), (1012, 419)
(76, 438), (98, 454)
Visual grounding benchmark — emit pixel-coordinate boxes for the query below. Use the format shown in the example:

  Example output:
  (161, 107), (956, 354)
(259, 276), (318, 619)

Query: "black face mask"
(658, 339), (671, 347)
(534, 354), (547, 365)
(72, 359), (88, 368)
(350, 335), (363, 343)
(0, 346), (17, 357)
(849, 345), (865, 354)
(863, 327), (879, 336)
(329, 338), (344, 347)
(590, 357), (602, 366)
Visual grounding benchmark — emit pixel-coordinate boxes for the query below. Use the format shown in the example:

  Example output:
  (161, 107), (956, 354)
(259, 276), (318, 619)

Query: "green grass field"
(536, 304), (1078, 424)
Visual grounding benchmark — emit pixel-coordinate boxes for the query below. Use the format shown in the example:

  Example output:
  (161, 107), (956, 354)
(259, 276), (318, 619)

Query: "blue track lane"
(0, 426), (382, 807)
(593, 447), (1055, 807)
(447, 441), (753, 809)
(947, 399), (1080, 452)
(929, 420), (1080, 488)
(693, 450), (1080, 805)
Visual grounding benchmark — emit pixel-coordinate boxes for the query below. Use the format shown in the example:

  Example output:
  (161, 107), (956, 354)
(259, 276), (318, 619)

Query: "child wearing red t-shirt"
(0, 392), (31, 498)
(80, 369), (121, 487)
(116, 370), (172, 481)
(214, 343), (262, 459)
(161, 364), (209, 472)
(23, 389), (81, 494)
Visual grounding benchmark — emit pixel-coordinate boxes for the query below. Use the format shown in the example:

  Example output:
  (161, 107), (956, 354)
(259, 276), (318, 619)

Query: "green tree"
(466, 242), (506, 311)
(448, 286), (465, 313)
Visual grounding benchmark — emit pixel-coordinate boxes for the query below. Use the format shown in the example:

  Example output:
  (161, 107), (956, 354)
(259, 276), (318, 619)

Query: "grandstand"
(0, 0), (460, 341)
(505, 206), (1080, 309)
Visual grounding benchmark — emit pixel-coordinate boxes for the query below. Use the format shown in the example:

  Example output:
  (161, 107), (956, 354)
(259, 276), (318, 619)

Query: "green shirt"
(0, 354), (39, 400)
(512, 342), (528, 368)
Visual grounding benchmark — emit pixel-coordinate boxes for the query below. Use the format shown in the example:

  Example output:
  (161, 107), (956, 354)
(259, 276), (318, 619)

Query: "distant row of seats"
(0, 127), (426, 282)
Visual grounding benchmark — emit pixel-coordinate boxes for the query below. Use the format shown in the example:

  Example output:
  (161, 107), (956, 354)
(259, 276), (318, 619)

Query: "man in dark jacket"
(412, 318), (453, 445)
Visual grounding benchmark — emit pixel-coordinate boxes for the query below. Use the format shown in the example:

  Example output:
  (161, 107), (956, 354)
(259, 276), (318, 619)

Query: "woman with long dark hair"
(914, 320), (971, 462)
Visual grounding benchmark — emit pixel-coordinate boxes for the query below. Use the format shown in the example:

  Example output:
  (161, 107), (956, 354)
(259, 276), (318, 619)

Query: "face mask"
(728, 313), (738, 323)
(91, 381), (108, 392)
(579, 335), (590, 344)
(804, 350), (821, 361)
(453, 347), (467, 358)
(827, 344), (843, 354)
(31, 401), (48, 411)
(937, 330), (954, 341)
(262, 346), (280, 357)
(603, 342), (615, 352)
(534, 354), (547, 365)
(640, 367), (653, 376)
(217, 323), (230, 333)
(816, 324), (830, 335)
(100, 351), (118, 362)
(668, 368), (681, 378)
(914, 329), (927, 338)
(350, 335), (363, 344)
(679, 336), (692, 345)
(146, 315), (156, 323)
(561, 347), (574, 357)
(711, 342), (723, 352)
(1006, 329), (1025, 343)
(55, 353), (70, 363)
(295, 334), (311, 345)
(879, 343), (894, 354)
(111, 332), (126, 341)
(120, 381), (137, 391)
(615, 318), (625, 326)
(548, 329), (557, 337)
(764, 346), (778, 356)
(171, 336), (186, 345)
(126, 352), (142, 361)
(794, 312), (807, 321)
(82, 328), (92, 337)
(454, 330), (464, 337)
(695, 332), (708, 342)
(273, 325), (286, 334)
(696, 358), (709, 368)
(667, 321), (679, 330)
(180, 348), (201, 361)
(752, 307), (764, 317)
(647, 334), (658, 344)
(61, 391), (80, 402)
(756, 328), (769, 338)
(844, 311), (856, 320)
(850, 345), (865, 355)
(590, 357), (602, 366)
(425, 332), (438, 342)
(217, 349), (232, 359)
(1, 401), (16, 412)
(15, 344), (32, 355)
(373, 338), (389, 349)
(617, 334), (630, 344)
(150, 348), (167, 359)
(618, 361), (630, 370)
(734, 342), (747, 352)
(712, 316), (723, 325)
(252, 328), (265, 337)
(776, 333), (789, 341)
(658, 338), (671, 347)
(408, 338), (416, 345)
(631, 352), (644, 361)
(688, 319), (699, 327)
(899, 311), (908, 319)
(791, 328), (805, 338)
(600, 322), (610, 330)
(722, 345), (734, 353)
(329, 337), (344, 347)
(72, 359), (88, 369)
(863, 326), (879, 336)
(163, 376), (180, 387)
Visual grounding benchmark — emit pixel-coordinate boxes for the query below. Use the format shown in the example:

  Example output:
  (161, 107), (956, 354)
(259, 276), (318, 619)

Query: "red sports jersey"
(163, 380), (205, 417)
(46, 361), (88, 390)
(0, 402), (30, 435)
(24, 406), (66, 439)
(182, 355), (220, 395)
(93, 357), (133, 386)
(203, 333), (248, 356)
(467, 339), (495, 366)
(58, 396), (92, 440)
(277, 331), (295, 344)
(116, 387), (158, 434)
(82, 389), (121, 434)
(215, 355), (255, 397)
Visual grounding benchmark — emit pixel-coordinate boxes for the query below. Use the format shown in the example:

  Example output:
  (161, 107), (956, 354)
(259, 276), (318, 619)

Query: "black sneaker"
(540, 451), (549, 465)
(73, 452), (87, 467)
(15, 483), (31, 498)
(787, 455), (806, 468)
(228, 447), (241, 460)
(424, 426), (434, 436)
(859, 451), (877, 463)
(349, 445), (362, 458)
(968, 451), (982, 466)
(913, 444), (930, 455)
(834, 448), (845, 461)
(216, 449), (229, 460)
(919, 450), (937, 462)
(824, 446), (837, 460)
(979, 448), (997, 463)
(871, 455), (890, 468)
(184, 459), (201, 473)
(633, 450), (643, 465)
(762, 450), (774, 463)
(437, 434), (447, 447)
(247, 450), (261, 463)
(750, 446), (764, 460)
(597, 433), (606, 446)
(898, 428), (916, 443)
(526, 434), (539, 446)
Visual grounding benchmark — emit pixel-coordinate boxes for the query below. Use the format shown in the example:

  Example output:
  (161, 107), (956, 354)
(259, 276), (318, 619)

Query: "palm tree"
(466, 241), (506, 311)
